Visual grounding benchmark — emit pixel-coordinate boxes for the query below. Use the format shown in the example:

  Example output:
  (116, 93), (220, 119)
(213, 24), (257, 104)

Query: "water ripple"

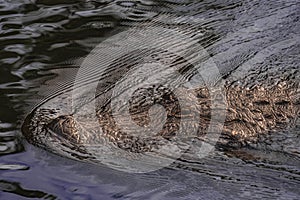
(0, 0), (299, 199)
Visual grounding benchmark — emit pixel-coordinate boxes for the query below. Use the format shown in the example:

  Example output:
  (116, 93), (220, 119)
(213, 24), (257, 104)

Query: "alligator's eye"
(58, 115), (67, 120)
(46, 115), (80, 143)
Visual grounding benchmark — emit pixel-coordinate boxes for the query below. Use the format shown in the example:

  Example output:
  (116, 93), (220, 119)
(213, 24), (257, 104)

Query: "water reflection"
(0, 180), (56, 199)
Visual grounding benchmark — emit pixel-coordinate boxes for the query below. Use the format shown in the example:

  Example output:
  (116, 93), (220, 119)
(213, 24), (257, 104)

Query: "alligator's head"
(46, 115), (81, 144)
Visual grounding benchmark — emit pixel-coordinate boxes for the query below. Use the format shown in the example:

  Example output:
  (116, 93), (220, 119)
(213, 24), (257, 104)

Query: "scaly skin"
(38, 80), (299, 153)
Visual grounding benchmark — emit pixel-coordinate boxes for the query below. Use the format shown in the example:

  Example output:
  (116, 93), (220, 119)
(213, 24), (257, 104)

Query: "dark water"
(0, 0), (299, 199)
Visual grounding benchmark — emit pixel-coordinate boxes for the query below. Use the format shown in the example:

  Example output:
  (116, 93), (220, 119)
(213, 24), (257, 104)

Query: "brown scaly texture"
(93, 81), (299, 152)
(223, 81), (299, 143)
(24, 80), (299, 154)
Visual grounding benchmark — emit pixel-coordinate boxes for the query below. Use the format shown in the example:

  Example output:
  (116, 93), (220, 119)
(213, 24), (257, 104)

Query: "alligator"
(21, 46), (299, 157)
(22, 78), (299, 149)
(21, 13), (299, 171)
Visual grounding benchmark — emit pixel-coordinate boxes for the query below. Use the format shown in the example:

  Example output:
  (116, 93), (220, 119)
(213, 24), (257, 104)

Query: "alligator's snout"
(46, 115), (80, 143)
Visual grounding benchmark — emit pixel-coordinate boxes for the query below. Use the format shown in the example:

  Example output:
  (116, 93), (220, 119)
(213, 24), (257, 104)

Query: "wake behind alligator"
(21, 4), (299, 172)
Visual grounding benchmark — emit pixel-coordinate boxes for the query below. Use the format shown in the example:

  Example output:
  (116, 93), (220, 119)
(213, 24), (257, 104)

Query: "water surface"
(0, 0), (299, 199)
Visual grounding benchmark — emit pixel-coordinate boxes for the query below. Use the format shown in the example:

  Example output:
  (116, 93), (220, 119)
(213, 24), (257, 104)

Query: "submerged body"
(22, 78), (299, 154)
(21, 5), (300, 169)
